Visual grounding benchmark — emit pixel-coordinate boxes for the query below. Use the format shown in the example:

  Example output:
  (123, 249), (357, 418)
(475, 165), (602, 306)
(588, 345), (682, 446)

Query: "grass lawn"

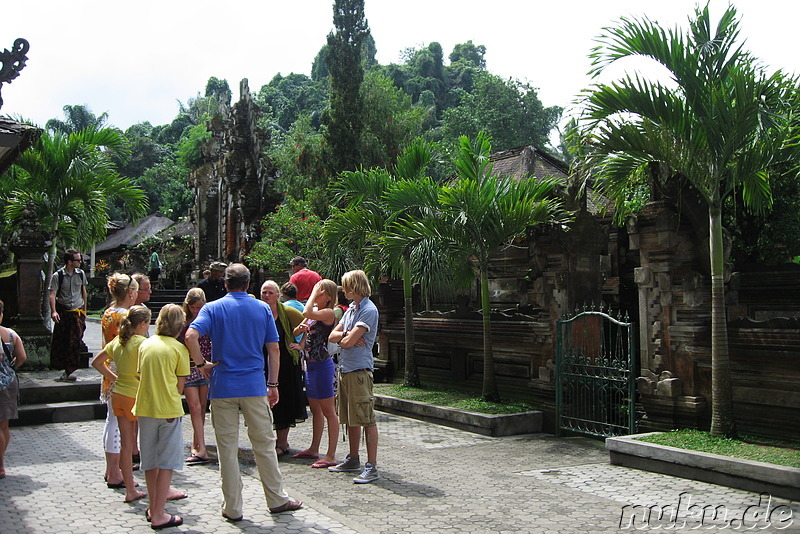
(636, 429), (800, 468)
(373, 382), (537, 415)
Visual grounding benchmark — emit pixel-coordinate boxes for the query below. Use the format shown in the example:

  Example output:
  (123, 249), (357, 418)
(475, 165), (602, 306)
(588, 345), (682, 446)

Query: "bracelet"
(267, 382), (279, 387)
(196, 360), (206, 368)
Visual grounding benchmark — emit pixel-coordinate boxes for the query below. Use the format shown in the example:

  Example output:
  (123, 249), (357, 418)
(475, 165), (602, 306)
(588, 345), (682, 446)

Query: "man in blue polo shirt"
(184, 263), (302, 521)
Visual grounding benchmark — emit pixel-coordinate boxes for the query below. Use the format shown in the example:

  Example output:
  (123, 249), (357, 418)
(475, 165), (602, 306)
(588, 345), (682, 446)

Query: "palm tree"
(45, 104), (109, 134)
(324, 139), (453, 387)
(5, 126), (148, 317)
(387, 133), (565, 401)
(580, 5), (798, 436)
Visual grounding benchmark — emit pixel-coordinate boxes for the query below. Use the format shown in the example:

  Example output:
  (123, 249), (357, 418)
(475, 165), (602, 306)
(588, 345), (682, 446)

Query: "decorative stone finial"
(0, 38), (30, 109)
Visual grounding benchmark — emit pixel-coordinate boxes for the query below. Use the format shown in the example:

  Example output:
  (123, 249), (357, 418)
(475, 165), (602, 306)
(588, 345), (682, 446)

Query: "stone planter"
(606, 432), (800, 501)
(374, 394), (542, 437)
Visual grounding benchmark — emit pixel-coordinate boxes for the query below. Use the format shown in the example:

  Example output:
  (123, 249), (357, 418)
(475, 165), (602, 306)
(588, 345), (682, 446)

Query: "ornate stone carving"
(0, 38), (29, 109)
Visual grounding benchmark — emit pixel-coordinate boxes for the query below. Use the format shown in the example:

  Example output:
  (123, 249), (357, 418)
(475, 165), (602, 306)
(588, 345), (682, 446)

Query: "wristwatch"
(196, 360), (207, 368)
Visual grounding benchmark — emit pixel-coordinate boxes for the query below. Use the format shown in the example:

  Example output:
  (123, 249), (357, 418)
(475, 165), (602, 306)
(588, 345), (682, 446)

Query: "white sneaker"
(353, 462), (379, 484)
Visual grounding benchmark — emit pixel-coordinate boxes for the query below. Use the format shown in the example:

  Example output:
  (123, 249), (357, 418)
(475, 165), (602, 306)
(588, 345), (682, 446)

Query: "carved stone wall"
(189, 79), (279, 267)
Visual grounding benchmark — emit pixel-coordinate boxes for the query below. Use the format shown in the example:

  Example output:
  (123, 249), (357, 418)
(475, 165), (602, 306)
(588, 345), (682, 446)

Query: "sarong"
(49, 302), (86, 374)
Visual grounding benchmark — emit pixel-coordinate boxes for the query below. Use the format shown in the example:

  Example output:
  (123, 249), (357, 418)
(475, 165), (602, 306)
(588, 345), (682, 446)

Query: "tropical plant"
(579, 5), (799, 436)
(246, 196), (327, 279)
(385, 133), (565, 400)
(4, 126), (148, 317)
(45, 104), (109, 134)
(325, 139), (468, 386)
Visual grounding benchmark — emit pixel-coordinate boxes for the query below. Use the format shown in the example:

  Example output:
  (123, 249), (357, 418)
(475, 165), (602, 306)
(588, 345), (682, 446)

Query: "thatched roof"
(490, 145), (569, 182)
(0, 117), (41, 175)
(157, 219), (194, 240)
(95, 213), (174, 253)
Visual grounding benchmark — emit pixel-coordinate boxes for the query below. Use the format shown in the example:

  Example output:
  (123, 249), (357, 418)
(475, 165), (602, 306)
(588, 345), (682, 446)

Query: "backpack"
(57, 267), (85, 291)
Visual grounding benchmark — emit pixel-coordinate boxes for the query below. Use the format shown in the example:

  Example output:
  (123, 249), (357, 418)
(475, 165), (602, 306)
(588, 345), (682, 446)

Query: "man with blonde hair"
(328, 269), (380, 483)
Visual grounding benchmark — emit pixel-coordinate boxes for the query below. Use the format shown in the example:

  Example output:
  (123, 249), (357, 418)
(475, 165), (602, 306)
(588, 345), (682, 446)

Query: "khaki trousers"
(210, 396), (289, 516)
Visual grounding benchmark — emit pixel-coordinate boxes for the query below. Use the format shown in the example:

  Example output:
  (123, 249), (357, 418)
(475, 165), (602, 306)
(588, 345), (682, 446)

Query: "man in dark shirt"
(49, 249), (88, 382)
(198, 261), (227, 302)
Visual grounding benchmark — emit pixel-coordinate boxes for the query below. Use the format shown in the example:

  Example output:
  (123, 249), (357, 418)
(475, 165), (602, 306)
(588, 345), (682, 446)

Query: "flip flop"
(275, 445), (290, 457)
(166, 491), (188, 501)
(151, 514), (183, 530)
(124, 493), (147, 503)
(108, 481), (140, 489)
(185, 455), (210, 465)
(222, 511), (243, 522)
(292, 450), (319, 460)
(311, 460), (337, 469)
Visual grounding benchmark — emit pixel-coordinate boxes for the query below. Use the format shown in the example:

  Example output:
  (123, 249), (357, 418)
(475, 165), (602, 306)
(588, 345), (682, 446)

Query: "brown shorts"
(112, 393), (137, 422)
(336, 369), (376, 427)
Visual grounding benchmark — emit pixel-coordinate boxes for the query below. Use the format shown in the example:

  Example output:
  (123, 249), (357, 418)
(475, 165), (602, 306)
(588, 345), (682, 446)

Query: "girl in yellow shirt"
(92, 305), (151, 503)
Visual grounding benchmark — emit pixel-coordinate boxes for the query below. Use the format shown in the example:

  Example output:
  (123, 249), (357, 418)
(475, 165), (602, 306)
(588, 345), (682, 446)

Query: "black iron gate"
(555, 305), (637, 438)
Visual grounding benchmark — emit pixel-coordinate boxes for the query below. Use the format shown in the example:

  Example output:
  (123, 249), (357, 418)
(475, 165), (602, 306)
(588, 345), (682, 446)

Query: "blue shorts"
(305, 358), (335, 400)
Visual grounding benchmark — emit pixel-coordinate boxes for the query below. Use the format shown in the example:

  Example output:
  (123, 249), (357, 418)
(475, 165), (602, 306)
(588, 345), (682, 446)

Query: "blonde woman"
(91, 305), (151, 502)
(133, 304), (190, 530)
(178, 288), (211, 463)
(292, 279), (340, 468)
(260, 280), (306, 456)
(100, 273), (138, 488)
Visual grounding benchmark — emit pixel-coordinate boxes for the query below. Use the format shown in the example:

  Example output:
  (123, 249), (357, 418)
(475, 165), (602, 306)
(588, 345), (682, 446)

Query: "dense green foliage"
(438, 71), (561, 151)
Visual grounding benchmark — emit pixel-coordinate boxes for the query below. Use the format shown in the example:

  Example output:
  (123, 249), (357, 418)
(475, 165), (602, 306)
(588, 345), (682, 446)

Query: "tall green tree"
(580, 5), (798, 436)
(4, 126), (148, 315)
(387, 133), (565, 400)
(324, 0), (370, 174)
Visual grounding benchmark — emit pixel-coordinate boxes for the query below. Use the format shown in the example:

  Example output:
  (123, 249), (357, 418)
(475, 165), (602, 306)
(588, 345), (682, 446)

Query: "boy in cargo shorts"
(327, 270), (380, 483)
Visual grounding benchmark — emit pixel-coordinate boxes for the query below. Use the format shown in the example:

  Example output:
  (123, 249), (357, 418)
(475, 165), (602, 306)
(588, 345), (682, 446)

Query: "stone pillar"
(8, 202), (52, 367)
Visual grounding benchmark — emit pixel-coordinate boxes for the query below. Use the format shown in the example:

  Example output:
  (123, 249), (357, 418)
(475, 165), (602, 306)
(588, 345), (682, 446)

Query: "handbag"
(0, 333), (16, 391)
(327, 341), (341, 357)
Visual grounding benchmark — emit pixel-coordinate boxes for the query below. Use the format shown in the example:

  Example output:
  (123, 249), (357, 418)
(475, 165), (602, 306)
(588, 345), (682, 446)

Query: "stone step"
(19, 380), (100, 405)
(12, 400), (107, 426)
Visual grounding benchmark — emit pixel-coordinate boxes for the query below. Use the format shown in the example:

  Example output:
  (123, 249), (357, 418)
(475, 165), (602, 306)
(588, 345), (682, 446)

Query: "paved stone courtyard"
(3, 410), (798, 533)
(4, 319), (798, 532)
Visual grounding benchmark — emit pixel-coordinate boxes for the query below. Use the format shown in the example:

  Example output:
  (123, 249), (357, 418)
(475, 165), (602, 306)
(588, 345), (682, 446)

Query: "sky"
(3, 0), (798, 133)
